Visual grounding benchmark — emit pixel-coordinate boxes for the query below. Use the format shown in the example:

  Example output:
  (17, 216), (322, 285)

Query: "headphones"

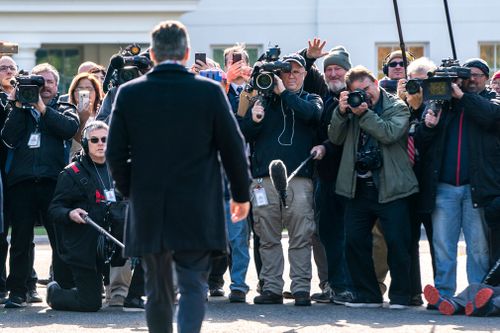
(382, 50), (415, 76)
(81, 125), (91, 155)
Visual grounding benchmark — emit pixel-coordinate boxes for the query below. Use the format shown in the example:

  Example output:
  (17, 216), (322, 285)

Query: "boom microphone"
(269, 159), (288, 208)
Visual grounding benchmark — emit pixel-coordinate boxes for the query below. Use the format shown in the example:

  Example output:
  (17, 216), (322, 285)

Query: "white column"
(12, 43), (40, 72)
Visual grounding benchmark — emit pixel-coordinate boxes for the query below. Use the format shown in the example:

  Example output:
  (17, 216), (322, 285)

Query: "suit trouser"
(142, 250), (211, 333)
(50, 263), (103, 312)
(252, 177), (315, 295)
(315, 179), (351, 292)
(345, 178), (411, 305)
(5, 179), (66, 298)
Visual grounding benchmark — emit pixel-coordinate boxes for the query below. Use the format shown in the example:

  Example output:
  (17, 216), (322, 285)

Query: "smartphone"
(78, 90), (90, 112)
(0, 42), (19, 55)
(195, 52), (206, 64)
(232, 53), (242, 64)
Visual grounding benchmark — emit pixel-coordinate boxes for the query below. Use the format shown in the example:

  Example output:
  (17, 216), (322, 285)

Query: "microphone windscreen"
(110, 54), (124, 69)
(269, 160), (287, 194)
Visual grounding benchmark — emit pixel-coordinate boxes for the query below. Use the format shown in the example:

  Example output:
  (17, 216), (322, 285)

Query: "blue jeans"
(225, 200), (250, 293)
(432, 183), (489, 297)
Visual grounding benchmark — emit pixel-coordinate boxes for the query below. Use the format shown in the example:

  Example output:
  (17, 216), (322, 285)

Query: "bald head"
(78, 61), (99, 74)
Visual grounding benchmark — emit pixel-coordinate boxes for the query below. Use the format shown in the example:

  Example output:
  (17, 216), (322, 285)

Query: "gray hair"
(83, 120), (109, 139)
(32, 63), (60, 84)
(150, 20), (190, 62)
(407, 57), (437, 77)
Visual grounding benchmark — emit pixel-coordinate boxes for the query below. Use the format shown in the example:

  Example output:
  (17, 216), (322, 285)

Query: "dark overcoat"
(106, 63), (251, 257)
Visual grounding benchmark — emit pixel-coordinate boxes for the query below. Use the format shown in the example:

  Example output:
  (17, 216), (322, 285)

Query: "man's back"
(107, 63), (250, 257)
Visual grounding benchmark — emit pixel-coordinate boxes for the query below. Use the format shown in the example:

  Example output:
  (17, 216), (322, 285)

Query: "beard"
(327, 80), (346, 94)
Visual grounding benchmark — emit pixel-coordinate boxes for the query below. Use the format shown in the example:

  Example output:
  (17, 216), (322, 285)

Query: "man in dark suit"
(106, 21), (251, 333)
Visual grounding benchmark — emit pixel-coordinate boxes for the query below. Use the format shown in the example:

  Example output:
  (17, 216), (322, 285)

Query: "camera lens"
(406, 79), (421, 95)
(347, 92), (363, 108)
(19, 86), (39, 104)
(255, 73), (273, 91)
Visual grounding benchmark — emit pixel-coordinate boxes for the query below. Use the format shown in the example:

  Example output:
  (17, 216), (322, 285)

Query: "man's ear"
(150, 49), (159, 65)
(182, 47), (190, 64)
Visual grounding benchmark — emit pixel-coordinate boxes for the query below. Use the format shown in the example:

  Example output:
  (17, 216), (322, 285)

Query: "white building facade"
(1, 0), (499, 89)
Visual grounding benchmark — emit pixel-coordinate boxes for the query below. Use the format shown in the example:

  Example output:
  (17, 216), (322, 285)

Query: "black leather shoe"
(293, 291), (311, 306)
(4, 295), (27, 308)
(27, 290), (43, 303)
(282, 291), (294, 299)
(254, 290), (283, 304)
(209, 287), (225, 297)
(228, 290), (246, 303)
(123, 297), (145, 312)
(410, 294), (424, 306)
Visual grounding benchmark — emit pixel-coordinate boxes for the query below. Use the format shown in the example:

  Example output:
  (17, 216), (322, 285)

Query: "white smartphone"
(77, 90), (90, 112)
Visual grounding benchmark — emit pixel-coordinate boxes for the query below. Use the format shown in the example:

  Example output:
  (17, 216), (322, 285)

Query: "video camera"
(10, 71), (45, 105)
(102, 44), (153, 93)
(406, 58), (471, 101)
(247, 45), (291, 96)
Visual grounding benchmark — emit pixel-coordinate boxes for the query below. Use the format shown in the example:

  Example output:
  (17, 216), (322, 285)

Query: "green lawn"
(34, 226), (47, 236)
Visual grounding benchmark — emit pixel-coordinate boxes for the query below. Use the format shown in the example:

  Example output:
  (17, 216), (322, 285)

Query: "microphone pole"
(443, 0), (458, 60)
(83, 215), (125, 249)
(392, 0), (409, 78)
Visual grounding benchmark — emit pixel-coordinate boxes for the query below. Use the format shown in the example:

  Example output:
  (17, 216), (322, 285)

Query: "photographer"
(380, 50), (415, 95)
(396, 57), (438, 306)
(240, 53), (323, 306)
(299, 42), (353, 304)
(46, 121), (141, 312)
(417, 58), (500, 303)
(329, 66), (418, 309)
(1, 63), (79, 308)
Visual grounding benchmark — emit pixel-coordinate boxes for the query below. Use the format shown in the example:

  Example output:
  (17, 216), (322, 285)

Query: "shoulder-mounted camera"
(246, 45), (292, 96)
(10, 70), (45, 106)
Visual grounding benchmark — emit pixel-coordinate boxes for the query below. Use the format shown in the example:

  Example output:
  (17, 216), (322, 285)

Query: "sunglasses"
(388, 61), (405, 68)
(89, 136), (107, 144)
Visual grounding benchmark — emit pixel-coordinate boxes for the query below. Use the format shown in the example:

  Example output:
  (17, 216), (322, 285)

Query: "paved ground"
(1, 234), (498, 333)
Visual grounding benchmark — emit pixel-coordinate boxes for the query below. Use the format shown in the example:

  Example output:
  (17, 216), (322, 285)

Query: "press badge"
(28, 132), (41, 148)
(252, 186), (269, 207)
(105, 189), (117, 202)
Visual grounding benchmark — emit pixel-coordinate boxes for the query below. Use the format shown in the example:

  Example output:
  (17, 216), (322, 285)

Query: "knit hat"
(385, 50), (415, 64)
(492, 70), (500, 81)
(463, 58), (490, 77)
(282, 53), (306, 68)
(323, 46), (352, 71)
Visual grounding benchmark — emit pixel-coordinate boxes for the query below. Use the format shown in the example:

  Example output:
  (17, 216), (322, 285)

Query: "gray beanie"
(323, 46), (352, 71)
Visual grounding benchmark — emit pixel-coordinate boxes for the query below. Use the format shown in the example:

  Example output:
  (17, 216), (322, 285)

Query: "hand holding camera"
(338, 91), (350, 114)
(272, 74), (286, 95)
(77, 90), (92, 114)
(450, 82), (464, 99)
(397, 78), (407, 101)
(251, 99), (265, 123)
(424, 108), (441, 128)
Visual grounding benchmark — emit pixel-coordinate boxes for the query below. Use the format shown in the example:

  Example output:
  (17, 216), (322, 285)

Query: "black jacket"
(239, 89), (323, 179)
(106, 63), (251, 257)
(416, 89), (500, 212)
(1, 97), (79, 187)
(49, 155), (112, 269)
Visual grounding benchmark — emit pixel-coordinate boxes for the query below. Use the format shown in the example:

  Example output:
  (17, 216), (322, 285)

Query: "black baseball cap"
(282, 53), (306, 68)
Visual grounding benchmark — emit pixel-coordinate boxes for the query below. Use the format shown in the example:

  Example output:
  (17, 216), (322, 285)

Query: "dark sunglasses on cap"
(388, 61), (405, 68)
(89, 136), (107, 144)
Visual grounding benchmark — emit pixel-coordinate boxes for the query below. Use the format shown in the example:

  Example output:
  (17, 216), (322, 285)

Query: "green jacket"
(328, 89), (418, 203)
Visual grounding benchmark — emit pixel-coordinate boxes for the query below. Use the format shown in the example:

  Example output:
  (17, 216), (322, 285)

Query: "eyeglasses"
(284, 70), (306, 77)
(0, 65), (17, 72)
(89, 136), (107, 144)
(388, 61), (405, 68)
(470, 73), (486, 78)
